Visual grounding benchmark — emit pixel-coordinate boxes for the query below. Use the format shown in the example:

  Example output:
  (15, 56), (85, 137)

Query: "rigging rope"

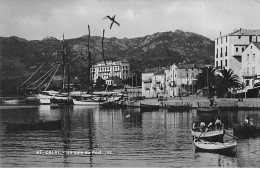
(26, 65), (57, 89)
(44, 65), (60, 91)
(19, 61), (46, 88)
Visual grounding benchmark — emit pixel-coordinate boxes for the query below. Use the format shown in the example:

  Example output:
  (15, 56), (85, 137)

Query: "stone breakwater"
(124, 97), (260, 110)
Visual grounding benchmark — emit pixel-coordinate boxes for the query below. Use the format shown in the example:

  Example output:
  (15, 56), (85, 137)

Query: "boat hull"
(73, 99), (105, 105)
(167, 105), (190, 112)
(194, 139), (237, 154)
(233, 124), (260, 137)
(191, 129), (224, 142)
(140, 103), (160, 112)
(4, 119), (62, 131)
(100, 102), (127, 108)
(197, 107), (218, 113)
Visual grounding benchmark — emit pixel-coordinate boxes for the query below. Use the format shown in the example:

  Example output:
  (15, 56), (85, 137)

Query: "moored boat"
(233, 124), (260, 137)
(197, 107), (218, 113)
(140, 103), (160, 112)
(193, 139), (237, 154)
(2, 99), (24, 104)
(73, 99), (106, 105)
(167, 105), (190, 112)
(4, 118), (62, 131)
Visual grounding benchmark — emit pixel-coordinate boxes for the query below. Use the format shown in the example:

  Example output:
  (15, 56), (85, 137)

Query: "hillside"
(0, 29), (214, 95)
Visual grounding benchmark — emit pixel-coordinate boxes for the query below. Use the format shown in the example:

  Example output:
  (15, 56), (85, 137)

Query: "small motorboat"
(233, 124), (260, 137)
(191, 129), (224, 142)
(197, 107), (218, 113)
(4, 118), (62, 131)
(140, 103), (160, 112)
(193, 138), (237, 153)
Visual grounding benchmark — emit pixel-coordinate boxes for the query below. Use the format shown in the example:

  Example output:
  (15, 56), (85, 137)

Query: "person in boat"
(192, 122), (200, 131)
(209, 98), (217, 107)
(215, 118), (222, 130)
(207, 122), (213, 131)
(200, 122), (206, 132)
(244, 117), (250, 126)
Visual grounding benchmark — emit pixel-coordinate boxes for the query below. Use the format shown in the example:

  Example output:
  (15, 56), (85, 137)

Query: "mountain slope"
(0, 29), (214, 95)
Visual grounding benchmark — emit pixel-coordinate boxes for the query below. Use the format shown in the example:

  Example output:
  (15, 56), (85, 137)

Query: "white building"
(91, 60), (130, 82)
(241, 42), (260, 88)
(141, 64), (202, 98)
(215, 28), (260, 77)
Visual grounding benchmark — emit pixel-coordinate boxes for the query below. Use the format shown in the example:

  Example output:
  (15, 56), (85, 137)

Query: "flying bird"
(103, 15), (120, 29)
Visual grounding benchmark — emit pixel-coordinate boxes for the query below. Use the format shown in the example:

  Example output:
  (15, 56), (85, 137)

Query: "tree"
(194, 67), (216, 97)
(95, 76), (106, 91)
(215, 69), (241, 97)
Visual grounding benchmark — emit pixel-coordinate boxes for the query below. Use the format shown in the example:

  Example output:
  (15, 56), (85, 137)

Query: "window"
(226, 36), (228, 42)
(217, 39), (218, 45)
(246, 80), (249, 86)
(216, 48), (218, 58)
(216, 61), (218, 67)
(221, 38), (222, 44)
(249, 36), (252, 42)
(225, 59), (227, 66)
(253, 54), (256, 61)
(236, 47), (238, 52)
(252, 67), (255, 75)
(220, 48), (223, 57)
(220, 60), (223, 68)
(225, 46), (228, 56)
(242, 47), (244, 52)
(247, 54), (250, 61)
(247, 67), (249, 75)
(238, 35), (241, 39)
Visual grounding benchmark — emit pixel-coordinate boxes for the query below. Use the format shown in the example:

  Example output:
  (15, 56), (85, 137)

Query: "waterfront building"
(166, 64), (202, 97)
(240, 42), (260, 89)
(141, 64), (202, 98)
(91, 60), (130, 83)
(215, 28), (260, 77)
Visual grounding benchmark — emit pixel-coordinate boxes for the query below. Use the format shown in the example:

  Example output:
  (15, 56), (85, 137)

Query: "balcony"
(142, 79), (152, 83)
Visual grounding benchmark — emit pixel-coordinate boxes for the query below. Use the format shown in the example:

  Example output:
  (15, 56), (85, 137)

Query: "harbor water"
(0, 105), (260, 167)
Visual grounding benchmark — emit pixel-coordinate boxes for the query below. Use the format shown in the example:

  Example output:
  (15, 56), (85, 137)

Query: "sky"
(0, 0), (260, 41)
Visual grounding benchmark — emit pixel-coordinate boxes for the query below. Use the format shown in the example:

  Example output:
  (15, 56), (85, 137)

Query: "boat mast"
(87, 25), (91, 93)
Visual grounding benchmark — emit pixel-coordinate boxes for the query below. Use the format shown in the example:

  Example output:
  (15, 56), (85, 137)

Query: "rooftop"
(216, 28), (260, 39)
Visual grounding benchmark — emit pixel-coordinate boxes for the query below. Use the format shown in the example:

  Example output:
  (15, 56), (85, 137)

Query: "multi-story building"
(241, 42), (260, 88)
(91, 60), (130, 82)
(215, 28), (260, 77)
(142, 71), (165, 98)
(141, 64), (202, 98)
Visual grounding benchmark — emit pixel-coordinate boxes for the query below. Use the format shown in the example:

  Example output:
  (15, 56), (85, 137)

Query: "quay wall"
(124, 97), (260, 110)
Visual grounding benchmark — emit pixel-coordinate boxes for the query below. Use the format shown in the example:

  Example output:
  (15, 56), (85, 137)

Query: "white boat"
(2, 99), (21, 104)
(191, 129), (224, 138)
(194, 139), (237, 152)
(35, 90), (59, 105)
(73, 99), (106, 105)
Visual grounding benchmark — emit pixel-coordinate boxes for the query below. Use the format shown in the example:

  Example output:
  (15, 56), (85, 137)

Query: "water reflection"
(1, 105), (260, 167)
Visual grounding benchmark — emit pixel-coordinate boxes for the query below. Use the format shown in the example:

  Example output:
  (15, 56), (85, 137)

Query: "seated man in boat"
(192, 122), (200, 131)
(200, 122), (206, 132)
(215, 118), (222, 130)
(243, 117), (252, 126)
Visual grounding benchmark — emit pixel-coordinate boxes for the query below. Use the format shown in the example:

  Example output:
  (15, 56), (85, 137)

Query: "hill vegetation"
(0, 29), (214, 95)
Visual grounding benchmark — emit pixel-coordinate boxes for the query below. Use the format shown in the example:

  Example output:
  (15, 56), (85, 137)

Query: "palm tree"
(215, 69), (241, 97)
(194, 67), (216, 97)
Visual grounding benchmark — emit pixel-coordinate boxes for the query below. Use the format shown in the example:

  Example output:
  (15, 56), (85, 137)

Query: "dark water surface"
(0, 105), (260, 167)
